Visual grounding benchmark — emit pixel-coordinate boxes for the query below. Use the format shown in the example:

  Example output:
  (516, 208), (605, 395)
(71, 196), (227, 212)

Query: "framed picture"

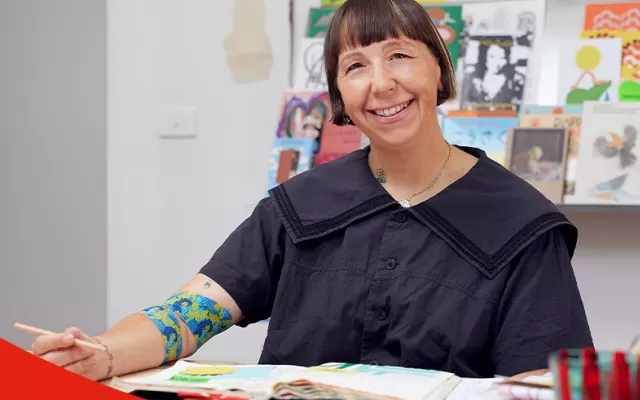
(505, 127), (569, 203)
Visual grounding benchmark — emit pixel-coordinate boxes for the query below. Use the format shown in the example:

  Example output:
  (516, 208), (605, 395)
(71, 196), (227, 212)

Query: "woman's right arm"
(31, 274), (242, 381)
(32, 197), (284, 381)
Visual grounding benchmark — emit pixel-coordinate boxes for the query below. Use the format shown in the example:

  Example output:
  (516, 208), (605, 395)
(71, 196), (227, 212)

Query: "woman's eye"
(346, 63), (363, 73)
(391, 53), (408, 60)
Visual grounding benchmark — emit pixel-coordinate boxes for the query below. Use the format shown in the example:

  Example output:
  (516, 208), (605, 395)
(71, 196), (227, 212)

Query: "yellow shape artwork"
(575, 45), (601, 71)
(580, 30), (640, 102)
(180, 366), (237, 376)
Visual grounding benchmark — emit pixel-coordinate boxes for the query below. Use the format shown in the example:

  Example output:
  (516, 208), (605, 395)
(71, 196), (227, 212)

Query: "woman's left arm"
(490, 226), (593, 377)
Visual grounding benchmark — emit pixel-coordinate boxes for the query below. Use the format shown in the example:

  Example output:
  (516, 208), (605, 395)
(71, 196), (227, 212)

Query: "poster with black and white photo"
(459, 34), (531, 112)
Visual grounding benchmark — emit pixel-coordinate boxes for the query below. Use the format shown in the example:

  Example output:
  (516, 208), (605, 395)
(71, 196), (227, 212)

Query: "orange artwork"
(583, 3), (640, 31)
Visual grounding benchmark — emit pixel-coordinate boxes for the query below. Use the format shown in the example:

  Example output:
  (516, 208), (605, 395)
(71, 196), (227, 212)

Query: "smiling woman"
(29, 0), (594, 383)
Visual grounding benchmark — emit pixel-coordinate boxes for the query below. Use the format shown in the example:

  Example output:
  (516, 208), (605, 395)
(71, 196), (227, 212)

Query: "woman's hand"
(31, 327), (110, 381)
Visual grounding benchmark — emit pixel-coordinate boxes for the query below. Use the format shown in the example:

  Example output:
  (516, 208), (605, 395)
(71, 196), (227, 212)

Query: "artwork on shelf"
(442, 116), (519, 165)
(557, 38), (622, 105)
(583, 2), (640, 32)
(293, 38), (327, 91)
(573, 102), (640, 204)
(275, 90), (331, 152)
(459, 0), (545, 105)
(519, 104), (584, 116)
(266, 138), (315, 192)
(314, 152), (349, 166)
(320, 0), (447, 6)
(274, 90), (361, 157)
(360, 133), (370, 149)
(459, 34), (530, 111)
(505, 128), (569, 204)
(306, 8), (336, 38)
(319, 123), (362, 154)
(580, 30), (640, 102)
(425, 6), (463, 69)
(520, 114), (582, 201)
(448, 109), (517, 117)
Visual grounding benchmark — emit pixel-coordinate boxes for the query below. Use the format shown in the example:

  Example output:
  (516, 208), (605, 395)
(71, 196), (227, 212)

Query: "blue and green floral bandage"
(163, 292), (234, 348)
(141, 292), (234, 363)
(141, 305), (183, 363)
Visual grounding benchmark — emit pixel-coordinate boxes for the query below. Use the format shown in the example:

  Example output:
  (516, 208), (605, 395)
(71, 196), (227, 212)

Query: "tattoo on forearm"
(204, 280), (211, 289)
(375, 168), (387, 184)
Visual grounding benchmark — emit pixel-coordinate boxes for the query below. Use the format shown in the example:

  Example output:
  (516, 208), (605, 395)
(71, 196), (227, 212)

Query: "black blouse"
(201, 146), (593, 378)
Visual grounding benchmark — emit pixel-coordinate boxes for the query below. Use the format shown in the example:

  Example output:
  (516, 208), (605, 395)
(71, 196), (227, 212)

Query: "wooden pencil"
(13, 322), (106, 352)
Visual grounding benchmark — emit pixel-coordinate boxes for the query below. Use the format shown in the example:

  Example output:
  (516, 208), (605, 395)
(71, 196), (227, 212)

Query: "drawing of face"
(336, 37), (442, 149)
(486, 45), (507, 74)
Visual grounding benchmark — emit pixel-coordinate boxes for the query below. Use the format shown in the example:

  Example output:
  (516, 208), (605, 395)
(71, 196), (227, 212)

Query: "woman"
(30, 0), (592, 381)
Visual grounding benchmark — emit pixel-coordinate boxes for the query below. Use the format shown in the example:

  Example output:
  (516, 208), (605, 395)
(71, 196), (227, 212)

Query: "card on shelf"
(505, 127), (569, 204)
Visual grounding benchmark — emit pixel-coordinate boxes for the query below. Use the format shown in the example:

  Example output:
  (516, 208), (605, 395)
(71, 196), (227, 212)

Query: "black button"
(385, 259), (397, 270)
(394, 212), (407, 223)
(376, 309), (387, 321)
(370, 360), (379, 366)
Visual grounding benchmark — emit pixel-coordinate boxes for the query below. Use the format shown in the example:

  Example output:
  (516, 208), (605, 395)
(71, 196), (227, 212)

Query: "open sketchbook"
(112, 360), (462, 400)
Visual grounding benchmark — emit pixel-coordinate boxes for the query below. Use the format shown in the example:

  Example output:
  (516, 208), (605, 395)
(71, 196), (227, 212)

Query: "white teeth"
(374, 101), (409, 117)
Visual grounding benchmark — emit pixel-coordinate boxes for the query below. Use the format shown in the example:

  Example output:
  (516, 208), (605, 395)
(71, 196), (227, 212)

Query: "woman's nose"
(370, 66), (396, 93)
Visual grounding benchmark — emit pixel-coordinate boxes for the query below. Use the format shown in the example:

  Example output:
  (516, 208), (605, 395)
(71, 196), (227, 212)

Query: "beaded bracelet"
(92, 337), (114, 380)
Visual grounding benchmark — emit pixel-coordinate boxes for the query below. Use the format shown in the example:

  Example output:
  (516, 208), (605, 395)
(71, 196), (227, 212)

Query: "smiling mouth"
(369, 99), (414, 117)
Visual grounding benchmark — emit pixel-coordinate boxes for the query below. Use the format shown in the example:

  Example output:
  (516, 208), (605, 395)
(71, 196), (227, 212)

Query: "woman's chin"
(370, 129), (421, 149)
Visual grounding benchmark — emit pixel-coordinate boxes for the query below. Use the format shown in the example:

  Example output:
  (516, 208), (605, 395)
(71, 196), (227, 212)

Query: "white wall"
(0, 0), (107, 348)
(106, 0), (291, 362)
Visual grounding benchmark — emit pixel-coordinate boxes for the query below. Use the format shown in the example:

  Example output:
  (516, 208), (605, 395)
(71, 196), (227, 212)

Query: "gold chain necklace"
(368, 142), (452, 208)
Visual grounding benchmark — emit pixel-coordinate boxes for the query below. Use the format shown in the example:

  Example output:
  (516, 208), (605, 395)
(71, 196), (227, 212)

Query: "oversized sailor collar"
(268, 146), (577, 278)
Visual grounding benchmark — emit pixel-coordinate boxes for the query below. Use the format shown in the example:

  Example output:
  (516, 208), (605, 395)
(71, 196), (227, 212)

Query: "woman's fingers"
(64, 354), (99, 377)
(41, 344), (92, 367)
(31, 326), (96, 363)
(31, 331), (77, 355)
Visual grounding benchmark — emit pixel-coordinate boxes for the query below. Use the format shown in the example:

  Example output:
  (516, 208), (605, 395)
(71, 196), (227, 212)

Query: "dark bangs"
(324, 0), (457, 126)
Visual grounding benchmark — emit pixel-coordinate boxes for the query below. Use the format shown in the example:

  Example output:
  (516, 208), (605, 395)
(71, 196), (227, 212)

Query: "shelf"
(557, 204), (640, 213)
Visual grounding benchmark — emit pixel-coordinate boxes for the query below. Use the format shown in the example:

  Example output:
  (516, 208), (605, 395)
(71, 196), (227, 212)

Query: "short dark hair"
(324, 0), (457, 126)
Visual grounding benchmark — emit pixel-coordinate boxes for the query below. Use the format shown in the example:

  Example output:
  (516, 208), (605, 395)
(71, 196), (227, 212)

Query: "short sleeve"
(491, 226), (593, 376)
(200, 197), (285, 327)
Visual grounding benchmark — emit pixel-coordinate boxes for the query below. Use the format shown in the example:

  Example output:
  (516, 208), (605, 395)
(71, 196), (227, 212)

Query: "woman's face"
(486, 45), (507, 74)
(336, 36), (442, 149)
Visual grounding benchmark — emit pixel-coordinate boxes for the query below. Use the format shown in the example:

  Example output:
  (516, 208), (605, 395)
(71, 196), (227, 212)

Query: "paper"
(120, 360), (289, 394)
(580, 30), (640, 102)
(274, 363), (460, 400)
(583, 3), (640, 31)
(442, 116), (519, 165)
(425, 6), (463, 68)
(573, 102), (640, 204)
(293, 38), (327, 91)
(557, 38), (622, 104)
(520, 114), (582, 200)
(119, 361), (461, 400)
(505, 128), (569, 204)
(460, 0), (545, 105)
(223, 0), (273, 83)
(459, 34), (531, 111)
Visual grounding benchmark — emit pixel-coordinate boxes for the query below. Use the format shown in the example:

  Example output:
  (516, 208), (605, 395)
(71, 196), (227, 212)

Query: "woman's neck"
(368, 131), (452, 196)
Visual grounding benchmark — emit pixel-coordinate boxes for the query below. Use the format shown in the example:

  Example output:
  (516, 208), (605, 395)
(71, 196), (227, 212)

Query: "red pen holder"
(549, 348), (640, 400)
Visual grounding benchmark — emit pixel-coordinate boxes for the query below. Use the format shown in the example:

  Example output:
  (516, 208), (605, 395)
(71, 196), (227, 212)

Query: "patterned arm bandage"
(141, 292), (234, 363)
(140, 305), (183, 363)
